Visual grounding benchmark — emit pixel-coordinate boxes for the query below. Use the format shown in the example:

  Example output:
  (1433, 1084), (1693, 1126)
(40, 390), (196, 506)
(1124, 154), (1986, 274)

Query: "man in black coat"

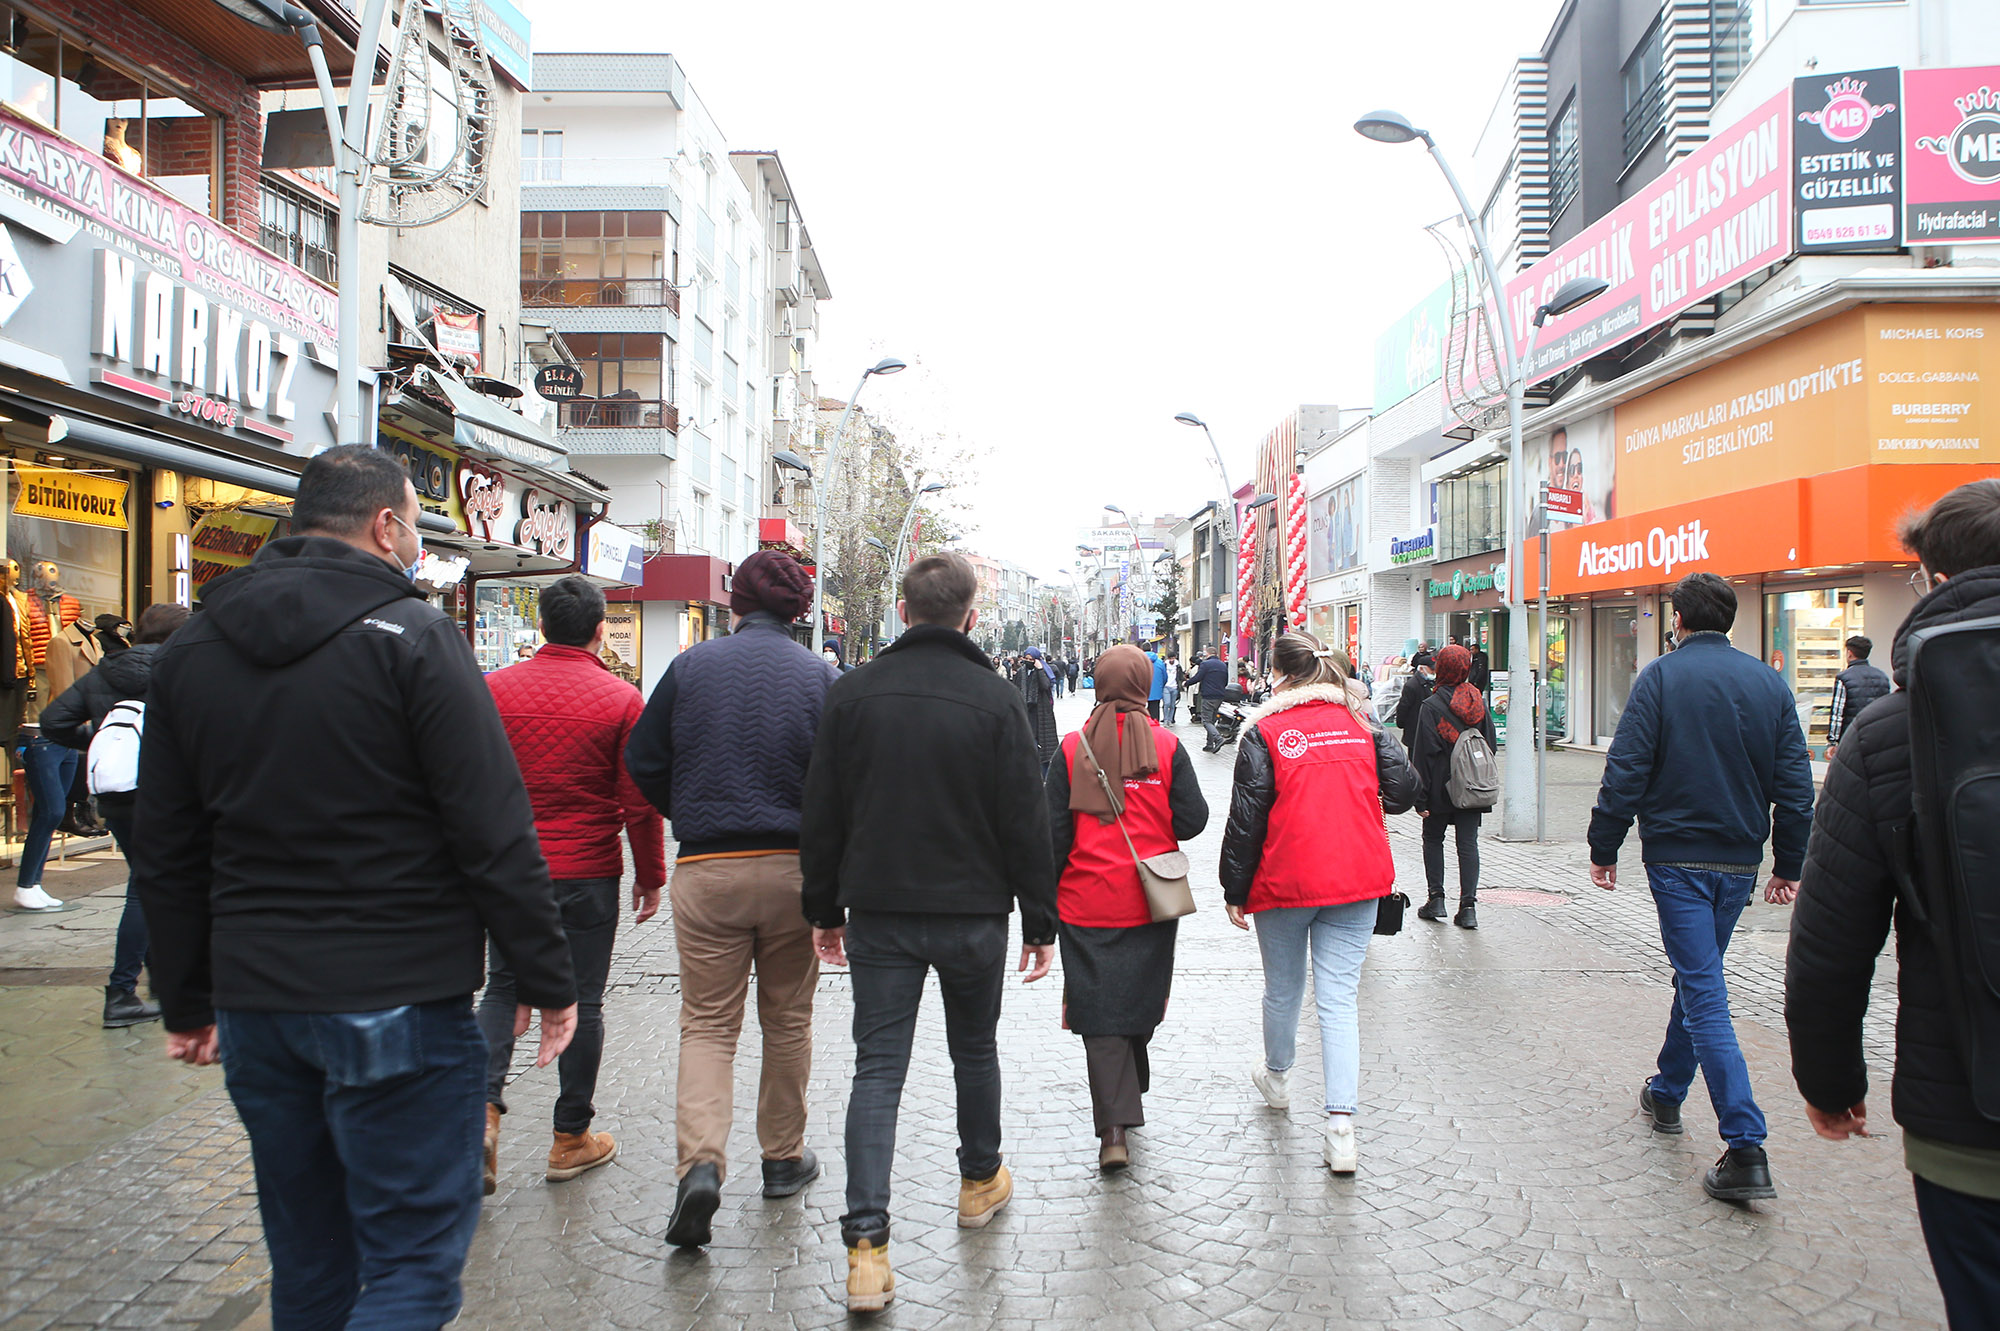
(1396, 661), (1434, 755)
(800, 552), (1056, 1312)
(1787, 479), (2000, 1325)
(134, 447), (577, 1328)
(1824, 633), (1891, 758)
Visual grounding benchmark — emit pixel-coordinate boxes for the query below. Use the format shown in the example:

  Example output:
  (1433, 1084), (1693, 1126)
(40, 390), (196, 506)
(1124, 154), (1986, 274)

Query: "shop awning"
(377, 387), (606, 509)
(431, 373), (570, 473)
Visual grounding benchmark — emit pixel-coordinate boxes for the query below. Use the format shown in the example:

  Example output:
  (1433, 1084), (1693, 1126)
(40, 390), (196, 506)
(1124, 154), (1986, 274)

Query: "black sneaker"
(1639, 1084), (1684, 1134)
(1453, 904), (1479, 930)
(665, 1163), (722, 1248)
(761, 1147), (819, 1199)
(1703, 1145), (1776, 1202)
(102, 985), (161, 1029)
(1417, 895), (1448, 922)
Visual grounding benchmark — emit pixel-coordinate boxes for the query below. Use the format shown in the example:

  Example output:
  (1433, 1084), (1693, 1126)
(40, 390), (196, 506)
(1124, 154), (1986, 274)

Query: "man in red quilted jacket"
(477, 575), (666, 1191)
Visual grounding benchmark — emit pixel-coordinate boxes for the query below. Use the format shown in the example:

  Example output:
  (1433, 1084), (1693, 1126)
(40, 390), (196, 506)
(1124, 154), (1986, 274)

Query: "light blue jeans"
(1253, 900), (1376, 1114)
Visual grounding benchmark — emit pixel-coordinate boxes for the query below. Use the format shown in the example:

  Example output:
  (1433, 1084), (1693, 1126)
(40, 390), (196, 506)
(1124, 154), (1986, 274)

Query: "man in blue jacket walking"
(1588, 571), (1814, 1203)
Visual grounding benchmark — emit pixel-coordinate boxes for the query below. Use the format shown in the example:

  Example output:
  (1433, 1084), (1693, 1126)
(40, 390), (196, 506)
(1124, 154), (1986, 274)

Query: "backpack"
(87, 699), (144, 796)
(1446, 726), (1499, 810)
(1898, 614), (2000, 1120)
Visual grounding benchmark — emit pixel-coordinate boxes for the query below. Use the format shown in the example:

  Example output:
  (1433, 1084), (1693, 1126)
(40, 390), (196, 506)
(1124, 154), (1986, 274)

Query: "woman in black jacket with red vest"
(1045, 645), (1206, 1170)
(1410, 644), (1499, 930)
(1219, 632), (1416, 1175)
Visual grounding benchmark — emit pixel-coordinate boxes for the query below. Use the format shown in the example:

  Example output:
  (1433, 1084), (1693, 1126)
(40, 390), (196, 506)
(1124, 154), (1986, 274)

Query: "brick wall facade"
(33, 0), (263, 238)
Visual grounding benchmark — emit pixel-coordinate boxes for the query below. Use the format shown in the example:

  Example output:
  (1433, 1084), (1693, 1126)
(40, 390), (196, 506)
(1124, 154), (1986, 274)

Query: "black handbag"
(1374, 891), (1410, 936)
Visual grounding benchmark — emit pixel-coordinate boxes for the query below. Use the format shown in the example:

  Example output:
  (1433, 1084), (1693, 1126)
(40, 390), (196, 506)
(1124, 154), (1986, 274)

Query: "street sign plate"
(1545, 486), (1585, 524)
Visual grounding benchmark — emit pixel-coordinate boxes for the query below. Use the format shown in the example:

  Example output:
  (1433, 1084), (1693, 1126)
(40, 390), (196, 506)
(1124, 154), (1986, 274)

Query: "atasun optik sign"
(1576, 520), (1713, 579)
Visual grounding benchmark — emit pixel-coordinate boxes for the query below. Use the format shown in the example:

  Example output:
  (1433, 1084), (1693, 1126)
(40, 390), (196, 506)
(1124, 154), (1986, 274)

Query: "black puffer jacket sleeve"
(1376, 727), (1418, 814)
(1218, 725), (1276, 906)
(1045, 743), (1075, 872)
(40, 677), (99, 751)
(1786, 705), (1897, 1115)
(1168, 740), (1208, 840)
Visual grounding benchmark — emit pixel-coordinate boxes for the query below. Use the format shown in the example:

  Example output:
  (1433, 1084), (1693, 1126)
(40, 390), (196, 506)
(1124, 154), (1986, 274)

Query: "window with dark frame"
(559, 332), (672, 429)
(519, 210), (672, 307)
(259, 182), (336, 283)
(1711, 1), (1753, 103)
(1549, 94), (1580, 222)
(1623, 17), (1668, 163)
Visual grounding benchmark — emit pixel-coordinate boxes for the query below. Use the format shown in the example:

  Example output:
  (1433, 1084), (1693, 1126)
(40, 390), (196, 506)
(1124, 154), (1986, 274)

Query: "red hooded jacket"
(487, 643), (666, 890)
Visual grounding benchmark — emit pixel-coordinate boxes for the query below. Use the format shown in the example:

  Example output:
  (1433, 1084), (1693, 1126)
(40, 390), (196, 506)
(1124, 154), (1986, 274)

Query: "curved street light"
(1355, 112), (1609, 841)
(1174, 411), (1244, 674)
(885, 480), (951, 639)
(810, 357), (908, 654)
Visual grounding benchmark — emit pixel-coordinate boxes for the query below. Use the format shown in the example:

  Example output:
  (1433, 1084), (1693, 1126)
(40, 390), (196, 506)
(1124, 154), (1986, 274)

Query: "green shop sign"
(1427, 563), (1507, 600)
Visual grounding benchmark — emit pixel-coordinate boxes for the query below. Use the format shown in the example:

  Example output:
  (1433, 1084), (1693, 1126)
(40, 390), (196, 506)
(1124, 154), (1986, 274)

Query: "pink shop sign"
(0, 107), (338, 348)
(1506, 90), (1793, 386)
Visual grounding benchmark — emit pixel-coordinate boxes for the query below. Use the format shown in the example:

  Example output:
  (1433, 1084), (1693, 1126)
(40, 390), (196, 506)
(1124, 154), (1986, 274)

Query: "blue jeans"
(1253, 900), (1376, 1114)
(217, 1000), (486, 1331)
(16, 734), (77, 887)
(1163, 685), (1180, 723)
(100, 804), (147, 993)
(1646, 866), (1767, 1148)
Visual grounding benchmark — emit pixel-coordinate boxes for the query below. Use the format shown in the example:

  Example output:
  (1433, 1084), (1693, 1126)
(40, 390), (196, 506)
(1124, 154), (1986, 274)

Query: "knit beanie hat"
(730, 550), (814, 619)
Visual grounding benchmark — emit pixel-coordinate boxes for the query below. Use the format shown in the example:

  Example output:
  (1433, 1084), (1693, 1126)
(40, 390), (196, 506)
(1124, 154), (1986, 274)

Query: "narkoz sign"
(1793, 68), (1903, 253)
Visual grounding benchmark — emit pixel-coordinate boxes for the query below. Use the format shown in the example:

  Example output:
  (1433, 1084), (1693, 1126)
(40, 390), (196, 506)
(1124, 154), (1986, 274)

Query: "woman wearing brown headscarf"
(1043, 644), (1208, 1170)
(1411, 644), (1498, 929)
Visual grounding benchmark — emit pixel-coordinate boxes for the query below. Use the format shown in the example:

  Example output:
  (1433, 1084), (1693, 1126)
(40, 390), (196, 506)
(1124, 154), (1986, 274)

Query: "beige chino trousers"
(669, 854), (819, 1180)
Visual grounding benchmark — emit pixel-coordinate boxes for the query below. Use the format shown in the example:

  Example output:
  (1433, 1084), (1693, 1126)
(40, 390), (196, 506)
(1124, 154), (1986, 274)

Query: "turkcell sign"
(1389, 529), (1435, 565)
(1577, 520), (1713, 578)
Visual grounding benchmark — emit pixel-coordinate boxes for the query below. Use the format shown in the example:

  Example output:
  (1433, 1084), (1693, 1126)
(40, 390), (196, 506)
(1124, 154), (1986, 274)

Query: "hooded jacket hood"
(1892, 564), (2000, 688)
(94, 641), (161, 698)
(199, 535), (424, 668)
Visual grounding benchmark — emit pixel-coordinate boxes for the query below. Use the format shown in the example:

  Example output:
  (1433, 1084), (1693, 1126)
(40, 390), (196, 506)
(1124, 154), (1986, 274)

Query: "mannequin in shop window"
(31, 562), (97, 837)
(0, 560), (50, 909)
(12, 560), (89, 912)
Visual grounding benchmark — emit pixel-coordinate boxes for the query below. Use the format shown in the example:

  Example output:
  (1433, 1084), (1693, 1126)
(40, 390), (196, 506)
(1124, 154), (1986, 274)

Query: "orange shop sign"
(1611, 304), (2000, 514)
(1536, 482), (1805, 597)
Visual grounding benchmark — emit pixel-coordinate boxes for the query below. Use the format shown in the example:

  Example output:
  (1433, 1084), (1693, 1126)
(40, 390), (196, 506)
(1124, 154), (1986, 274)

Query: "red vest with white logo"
(1244, 698), (1395, 912)
(1057, 716), (1181, 928)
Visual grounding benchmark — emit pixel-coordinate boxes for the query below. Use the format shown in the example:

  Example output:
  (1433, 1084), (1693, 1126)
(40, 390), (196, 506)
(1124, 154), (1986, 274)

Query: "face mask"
(388, 512), (424, 583)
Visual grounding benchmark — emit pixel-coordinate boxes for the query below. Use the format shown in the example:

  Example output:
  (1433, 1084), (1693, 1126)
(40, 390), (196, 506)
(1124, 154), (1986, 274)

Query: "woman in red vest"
(1219, 631), (1417, 1174)
(1045, 644), (1208, 1170)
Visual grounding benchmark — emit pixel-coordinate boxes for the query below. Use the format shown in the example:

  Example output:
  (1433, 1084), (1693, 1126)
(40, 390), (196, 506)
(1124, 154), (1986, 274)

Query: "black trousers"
(1422, 814), (1481, 903)
(476, 876), (619, 1135)
(1916, 1174), (2000, 1331)
(1083, 1033), (1151, 1135)
(841, 911), (1008, 1243)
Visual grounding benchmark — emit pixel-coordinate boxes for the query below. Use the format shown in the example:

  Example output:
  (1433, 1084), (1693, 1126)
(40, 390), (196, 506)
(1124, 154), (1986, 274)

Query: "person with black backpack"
(1590, 571), (1814, 1205)
(1787, 478), (2000, 1325)
(1410, 644), (1496, 930)
(41, 603), (189, 1029)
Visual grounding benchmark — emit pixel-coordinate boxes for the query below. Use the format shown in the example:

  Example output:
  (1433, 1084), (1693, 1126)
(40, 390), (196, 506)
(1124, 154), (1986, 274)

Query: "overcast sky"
(524, 0), (1565, 582)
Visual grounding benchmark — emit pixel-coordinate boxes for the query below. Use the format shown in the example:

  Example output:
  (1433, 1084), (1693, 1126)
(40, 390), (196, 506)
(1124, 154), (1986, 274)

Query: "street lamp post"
(1173, 413), (1242, 674)
(1104, 503), (1152, 643)
(1354, 110), (1608, 841)
(885, 480), (948, 639)
(810, 358), (906, 655)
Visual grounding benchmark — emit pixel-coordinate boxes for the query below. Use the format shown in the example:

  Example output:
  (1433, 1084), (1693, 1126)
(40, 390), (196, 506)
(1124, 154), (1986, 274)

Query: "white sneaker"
(1251, 1065), (1290, 1110)
(1324, 1117), (1357, 1174)
(13, 884), (61, 910)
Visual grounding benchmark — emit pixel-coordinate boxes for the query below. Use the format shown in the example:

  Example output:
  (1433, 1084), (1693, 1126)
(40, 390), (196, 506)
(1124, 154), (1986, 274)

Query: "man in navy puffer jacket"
(626, 550), (837, 1249)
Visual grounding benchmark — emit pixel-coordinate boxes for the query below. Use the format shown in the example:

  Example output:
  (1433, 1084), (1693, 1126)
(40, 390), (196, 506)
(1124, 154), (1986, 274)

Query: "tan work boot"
(845, 1237), (895, 1312)
(545, 1129), (617, 1181)
(957, 1164), (1013, 1228)
(482, 1104), (501, 1196)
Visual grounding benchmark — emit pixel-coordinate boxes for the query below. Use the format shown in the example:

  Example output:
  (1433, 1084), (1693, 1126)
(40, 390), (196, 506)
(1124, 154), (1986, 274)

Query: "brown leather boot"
(546, 1129), (617, 1181)
(1098, 1126), (1129, 1171)
(957, 1164), (1012, 1228)
(483, 1104), (500, 1196)
(845, 1236), (895, 1312)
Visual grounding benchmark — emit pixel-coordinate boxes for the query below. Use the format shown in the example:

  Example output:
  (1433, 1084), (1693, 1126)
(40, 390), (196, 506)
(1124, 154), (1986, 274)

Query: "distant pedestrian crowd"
(79, 447), (2000, 1325)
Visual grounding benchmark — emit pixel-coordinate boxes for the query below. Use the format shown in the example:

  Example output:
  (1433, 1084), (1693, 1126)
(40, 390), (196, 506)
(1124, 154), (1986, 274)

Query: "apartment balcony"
(557, 399), (679, 457)
(522, 277), (679, 316)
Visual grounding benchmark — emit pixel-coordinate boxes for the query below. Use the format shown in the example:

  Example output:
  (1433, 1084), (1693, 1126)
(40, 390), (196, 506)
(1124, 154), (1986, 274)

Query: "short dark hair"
(1671, 571), (1737, 635)
(538, 575), (605, 647)
(901, 553), (977, 626)
(293, 445), (412, 536)
(1898, 479), (2000, 580)
(133, 603), (190, 644)
(1846, 635), (1873, 660)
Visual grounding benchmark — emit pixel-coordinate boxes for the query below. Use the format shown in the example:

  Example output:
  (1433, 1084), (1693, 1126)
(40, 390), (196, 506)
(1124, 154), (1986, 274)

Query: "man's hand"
(165, 1026), (219, 1065)
(1765, 876), (1799, 906)
(1225, 903), (1251, 930)
(633, 883), (661, 923)
(1806, 1100), (1869, 1140)
(1825, 744), (1837, 760)
(1591, 864), (1618, 891)
(513, 1003), (578, 1067)
(1018, 944), (1053, 983)
(813, 926), (847, 968)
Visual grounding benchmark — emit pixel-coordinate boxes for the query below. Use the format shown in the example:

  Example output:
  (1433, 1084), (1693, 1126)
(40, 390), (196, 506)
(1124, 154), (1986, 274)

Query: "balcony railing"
(523, 157), (678, 187)
(1623, 70), (1669, 163)
(521, 277), (679, 315)
(557, 399), (678, 432)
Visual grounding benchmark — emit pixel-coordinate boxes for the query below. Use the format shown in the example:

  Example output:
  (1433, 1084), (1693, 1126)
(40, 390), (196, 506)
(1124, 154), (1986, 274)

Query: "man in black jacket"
(800, 552), (1056, 1313)
(1788, 479), (2000, 1325)
(1590, 571), (1813, 1204)
(1824, 634), (1891, 758)
(133, 446), (577, 1330)
(1190, 648), (1231, 752)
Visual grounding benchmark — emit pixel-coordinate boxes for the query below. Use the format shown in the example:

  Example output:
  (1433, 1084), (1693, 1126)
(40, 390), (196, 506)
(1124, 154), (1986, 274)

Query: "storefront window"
(1544, 614), (1571, 741)
(473, 583), (541, 674)
(1594, 605), (1639, 743)
(1765, 587), (1863, 756)
(0, 8), (217, 214)
(1436, 461), (1507, 562)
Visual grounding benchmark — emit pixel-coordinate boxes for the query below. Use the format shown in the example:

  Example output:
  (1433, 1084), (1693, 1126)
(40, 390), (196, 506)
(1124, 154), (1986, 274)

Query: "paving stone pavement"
(0, 692), (1941, 1329)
